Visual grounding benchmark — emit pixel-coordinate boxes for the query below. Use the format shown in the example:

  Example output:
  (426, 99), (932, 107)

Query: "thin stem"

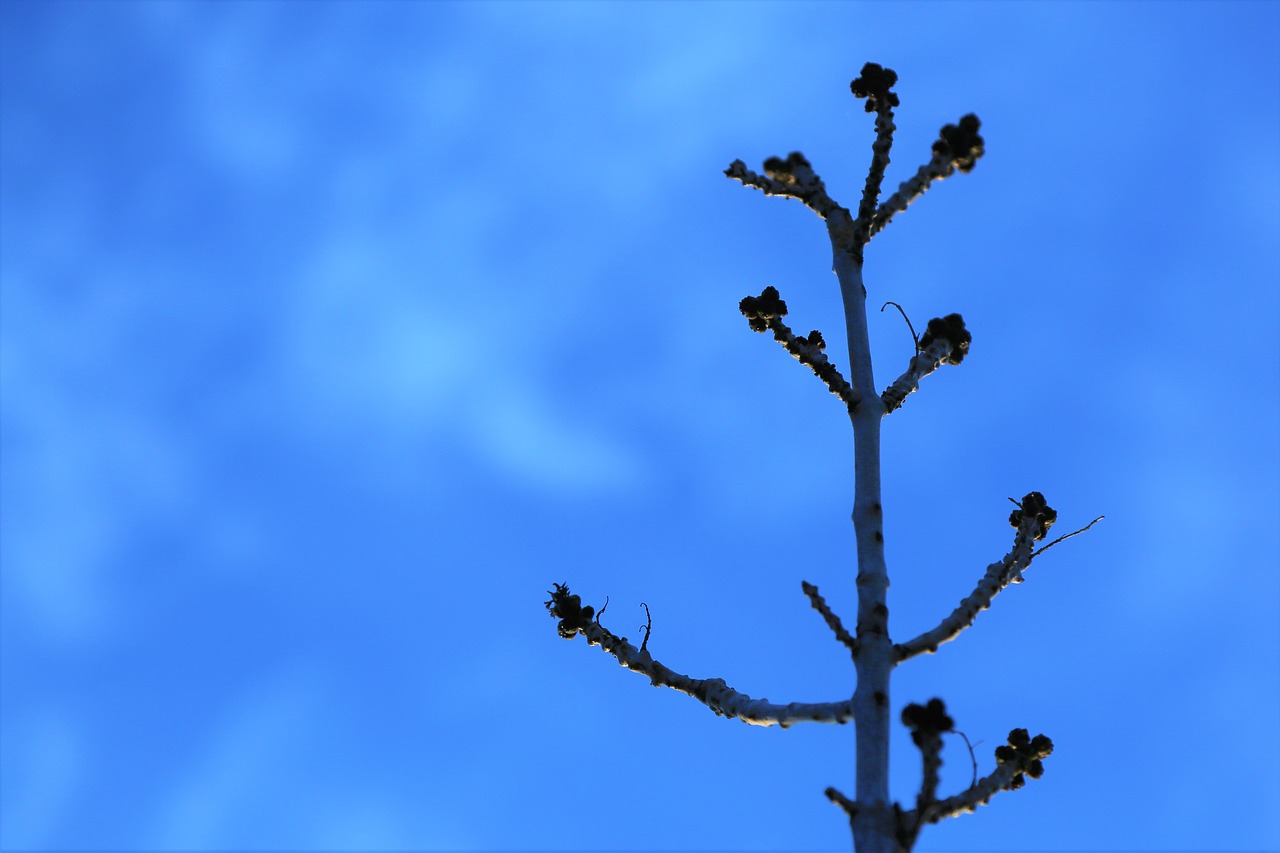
(1033, 516), (1105, 558)
(802, 580), (859, 657)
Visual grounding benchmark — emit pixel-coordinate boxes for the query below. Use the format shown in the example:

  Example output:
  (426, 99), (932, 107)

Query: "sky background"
(2, 2), (1278, 852)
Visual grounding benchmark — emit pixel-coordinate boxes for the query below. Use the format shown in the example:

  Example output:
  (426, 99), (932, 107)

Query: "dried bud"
(902, 697), (954, 745)
(763, 151), (812, 185)
(995, 727), (1054, 786)
(1009, 491), (1058, 541)
(545, 582), (596, 639)
(850, 62), (900, 113)
(933, 113), (985, 173)
(918, 313), (971, 364)
(739, 286), (789, 333)
(797, 329), (826, 351)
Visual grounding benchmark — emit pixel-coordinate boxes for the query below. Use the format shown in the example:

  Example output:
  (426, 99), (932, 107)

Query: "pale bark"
(545, 64), (1092, 852)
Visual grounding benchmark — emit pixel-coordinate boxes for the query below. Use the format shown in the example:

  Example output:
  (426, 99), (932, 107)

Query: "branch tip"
(1009, 491), (1056, 541)
(545, 582), (596, 639)
(802, 580), (858, 656)
(824, 785), (858, 819)
(740, 287), (859, 411)
(739, 286), (788, 331)
(918, 313), (970, 365)
(933, 113), (985, 173)
(1033, 515), (1104, 558)
(639, 602), (653, 653)
(850, 62), (900, 113)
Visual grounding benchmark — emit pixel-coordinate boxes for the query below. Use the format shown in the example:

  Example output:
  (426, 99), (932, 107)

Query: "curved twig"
(880, 301), (920, 354)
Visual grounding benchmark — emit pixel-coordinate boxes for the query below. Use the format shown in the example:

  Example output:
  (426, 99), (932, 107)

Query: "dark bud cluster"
(1009, 491), (1057, 541)
(850, 62), (900, 113)
(901, 698), (954, 746)
(545, 582), (595, 639)
(995, 728), (1054, 789)
(739, 286), (789, 332)
(762, 151), (811, 186)
(918, 313), (971, 364)
(796, 329), (826, 352)
(932, 114), (985, 173)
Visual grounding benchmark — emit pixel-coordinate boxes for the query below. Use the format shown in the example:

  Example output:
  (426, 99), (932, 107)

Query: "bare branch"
(870, 114), (985, 240)
(801, 580), (858, 657)
(824, 785), (858, 820)
(911, 728), (1053, 826)
(724, 154), (841, 220)
(1033, 515), (1104, 558)
(545, 584), (854, 728)
(880, 337), (952, 413)
(740, 286), (860, 411)
(849, 62), (900, 242)
(893, 493), (1057, 663)
(898, 699), (956, 850)
(882, 313), (971, 413)
(870, 155), (954, 239)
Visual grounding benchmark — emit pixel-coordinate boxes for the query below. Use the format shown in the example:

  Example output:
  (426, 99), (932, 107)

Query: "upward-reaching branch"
(850, 62), (900, 248)
(871, 114), (985, 239)
(548, 64), (1093, 853)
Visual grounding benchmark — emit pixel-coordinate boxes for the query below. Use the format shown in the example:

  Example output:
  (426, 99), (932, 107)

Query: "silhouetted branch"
(546, 584), (855, 728)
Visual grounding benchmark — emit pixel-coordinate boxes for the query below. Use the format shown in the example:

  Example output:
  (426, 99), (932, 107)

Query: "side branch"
(824, 785), (858, 820)
(849, 62), (900, 242)
(740, 287), (860, 411)
(725, 154), (841, 219)
(880, 338), (952, 413)
(870, 155), (952, 239)
(907, 728), (1054, 828)
(802, 581), (858, 657)
(545, 584), (854, 728)
(870, 114), (985, 240)
(898, 699), (955, 851)
(881, 313), (971, 413)
(893, 493), (1056, 664)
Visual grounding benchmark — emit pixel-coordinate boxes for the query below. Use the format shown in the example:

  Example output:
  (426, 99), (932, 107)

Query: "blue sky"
(2, 2), (1278, 851)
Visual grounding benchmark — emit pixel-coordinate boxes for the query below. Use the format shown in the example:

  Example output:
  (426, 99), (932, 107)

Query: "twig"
(639, 602), (652, 653)
(740, 286), (860, 410)
(1032, 516), (1104, 558)
(724, 156), (841, 220)
(824, 785), (858, 819)
(953, 729), (979, 789)
(893, 506), (1047, 663)
(881, 301), (920, 354)
(801, 581), (859, 657)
